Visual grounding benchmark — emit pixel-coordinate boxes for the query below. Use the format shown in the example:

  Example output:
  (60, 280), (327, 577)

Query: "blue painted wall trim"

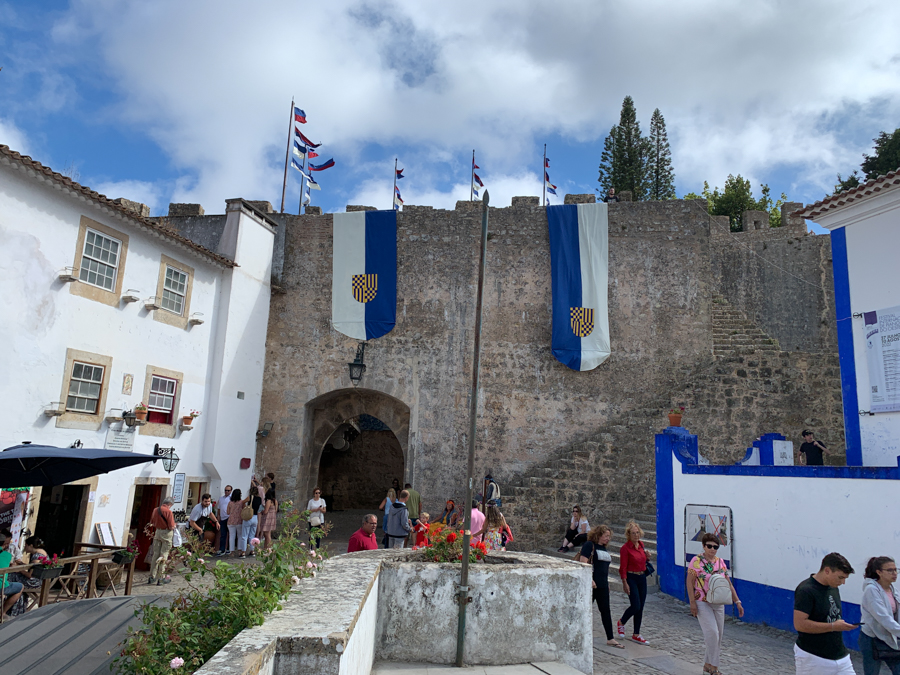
(683, 461), (900, 479)
(831, 226), (863, 466)
(655, 427), (697, 602)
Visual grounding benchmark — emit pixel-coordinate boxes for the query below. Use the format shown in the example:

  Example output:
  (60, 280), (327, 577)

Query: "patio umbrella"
(0, 444), (158, 488)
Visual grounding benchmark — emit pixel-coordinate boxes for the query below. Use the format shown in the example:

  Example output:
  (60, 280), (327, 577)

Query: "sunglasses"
(705, 543), (720, 550)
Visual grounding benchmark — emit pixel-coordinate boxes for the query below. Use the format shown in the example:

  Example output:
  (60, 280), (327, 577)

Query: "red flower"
(446, 532), (457, 544)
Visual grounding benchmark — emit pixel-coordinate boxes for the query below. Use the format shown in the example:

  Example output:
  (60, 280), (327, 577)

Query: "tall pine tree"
(647, 108), (676, 200)
(598, 96), (654, 200)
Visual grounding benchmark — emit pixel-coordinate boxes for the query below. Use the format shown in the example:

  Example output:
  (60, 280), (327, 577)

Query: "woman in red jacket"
(617, 521), (651, 645)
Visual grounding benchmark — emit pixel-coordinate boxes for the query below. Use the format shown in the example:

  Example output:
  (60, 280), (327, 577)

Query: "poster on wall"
(685, 504), (734, 570)
(864, 306), (900, 413)
(172, 473), (186, 504)
(0, 489), (29, 546)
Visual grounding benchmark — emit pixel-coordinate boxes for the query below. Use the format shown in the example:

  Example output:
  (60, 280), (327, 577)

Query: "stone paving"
(592, 588), (864, 674)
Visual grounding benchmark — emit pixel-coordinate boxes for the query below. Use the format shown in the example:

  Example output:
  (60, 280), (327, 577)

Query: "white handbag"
(706, 573), (733, 605)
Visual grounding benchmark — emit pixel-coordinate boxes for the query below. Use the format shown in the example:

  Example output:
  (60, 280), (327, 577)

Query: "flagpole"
(280, 98), (294, 214)
(470, 150), (475, 202)
(542, 144), (547, 208)
(298, 144), (309, 215)
(393, 158), (398, 210)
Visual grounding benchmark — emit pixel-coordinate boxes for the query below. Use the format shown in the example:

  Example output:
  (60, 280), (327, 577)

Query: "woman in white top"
(558, 504), (590, 552)
(307, 487), (327, 550)
(860, 556), (900, 675)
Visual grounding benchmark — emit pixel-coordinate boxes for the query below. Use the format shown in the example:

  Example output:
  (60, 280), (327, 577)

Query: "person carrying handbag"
(617, 521), (653, 645)
(687, 533), (743, 675)
(861, 556), (900, 674)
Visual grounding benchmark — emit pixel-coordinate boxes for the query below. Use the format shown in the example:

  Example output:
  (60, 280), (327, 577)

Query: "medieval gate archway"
(300, 388), (411, 511)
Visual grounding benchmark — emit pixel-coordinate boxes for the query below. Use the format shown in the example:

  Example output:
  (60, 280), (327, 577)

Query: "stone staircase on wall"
(712, 295), (780, 356)
(502, 294), (822, 554)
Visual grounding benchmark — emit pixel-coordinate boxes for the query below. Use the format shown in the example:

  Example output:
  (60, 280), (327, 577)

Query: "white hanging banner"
(864, 305), (900, 413)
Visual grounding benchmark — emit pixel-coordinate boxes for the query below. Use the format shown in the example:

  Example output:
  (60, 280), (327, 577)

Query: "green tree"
(833, 127), (900, 194)
(646, 108), (676, 200)
(598, 96), (651, 200)
(685, 175), (787, 231)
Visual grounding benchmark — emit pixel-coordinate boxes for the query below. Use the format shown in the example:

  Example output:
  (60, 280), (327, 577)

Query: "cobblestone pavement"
(592, 588), (865, 674)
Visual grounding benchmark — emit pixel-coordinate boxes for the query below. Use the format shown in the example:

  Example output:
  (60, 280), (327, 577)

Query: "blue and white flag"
(547, 202), (610, 371)
(332, 210), (397, 340)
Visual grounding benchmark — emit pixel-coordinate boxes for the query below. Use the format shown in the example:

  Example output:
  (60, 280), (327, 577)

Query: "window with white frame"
(147, 375), (177, 424)
(161, 265), (188, 315)
(78, 229), (121, 291)
(66, 362), (104, 414)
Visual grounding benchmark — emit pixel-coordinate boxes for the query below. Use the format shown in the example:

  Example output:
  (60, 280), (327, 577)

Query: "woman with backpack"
(687, 532), (743, 675)
(859, 556), (900, 674)
(577, 524), (623, 649)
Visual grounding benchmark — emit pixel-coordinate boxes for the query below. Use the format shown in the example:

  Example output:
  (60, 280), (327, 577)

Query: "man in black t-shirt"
(793, 552), (857, 674)
(799, 430), (827, 466)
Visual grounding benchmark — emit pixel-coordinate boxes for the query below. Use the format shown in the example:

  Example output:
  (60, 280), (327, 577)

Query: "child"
(414, 512), (430, 547)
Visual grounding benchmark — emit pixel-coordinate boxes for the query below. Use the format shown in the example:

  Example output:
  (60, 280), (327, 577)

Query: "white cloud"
(31, 0), (900, 210)
(0, 118), (30, 155)
(91, 179), (166, 216)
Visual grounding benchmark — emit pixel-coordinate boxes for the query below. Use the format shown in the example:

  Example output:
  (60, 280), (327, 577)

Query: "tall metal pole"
(470, 149), (475, 202)
(456, 189), (490, 668)
(542, 144), (547, 208)
(280, 98), (294, 214)
(393, 158), (398, 210)
(298, 143), (309, 215)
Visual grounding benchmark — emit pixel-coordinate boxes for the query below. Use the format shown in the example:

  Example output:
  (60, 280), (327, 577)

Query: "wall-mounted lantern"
(348, 342), (367, 386)
(153, 443), (180, 473)
(256, 421), (274, 439)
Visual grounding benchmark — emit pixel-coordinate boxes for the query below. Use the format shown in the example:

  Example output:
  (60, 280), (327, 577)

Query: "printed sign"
(172, 473), (186, 504)
(864, 306), (900, 413)
(773, 440), (794, 465)
(685, 504), (734, 571)
(105, 427), (136, 451)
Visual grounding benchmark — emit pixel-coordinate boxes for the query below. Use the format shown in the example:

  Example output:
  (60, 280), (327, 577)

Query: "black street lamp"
(348, 342), (367, 386)
(153, 444), (180, 473)
(123, 410), (137, 427)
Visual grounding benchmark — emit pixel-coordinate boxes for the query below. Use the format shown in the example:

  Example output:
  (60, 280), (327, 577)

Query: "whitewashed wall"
(813, 186), (900, 466)
(0, 158), (273, 546)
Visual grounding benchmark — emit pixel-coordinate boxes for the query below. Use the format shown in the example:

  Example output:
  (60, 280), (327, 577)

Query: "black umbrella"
(0, 444), (158, 488)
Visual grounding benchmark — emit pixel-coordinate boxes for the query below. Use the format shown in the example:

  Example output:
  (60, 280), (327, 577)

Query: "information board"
(865, 305), (900, 413)
(172, 473), (186, 504)
(105, 428), (135, 451)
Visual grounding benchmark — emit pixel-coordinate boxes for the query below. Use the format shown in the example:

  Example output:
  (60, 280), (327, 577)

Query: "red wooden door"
(135, 485), (163, 571)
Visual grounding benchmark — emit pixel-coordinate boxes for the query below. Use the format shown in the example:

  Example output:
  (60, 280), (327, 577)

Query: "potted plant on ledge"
(182, 409), (201, 427)
(33, 553), (64, 580)
(112, 539), (140, 565)
(134, 402), (148, 422)
(668, 406), (685, 427)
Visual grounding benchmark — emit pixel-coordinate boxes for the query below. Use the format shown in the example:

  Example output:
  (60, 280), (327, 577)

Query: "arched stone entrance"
(298, 388), (411, 508)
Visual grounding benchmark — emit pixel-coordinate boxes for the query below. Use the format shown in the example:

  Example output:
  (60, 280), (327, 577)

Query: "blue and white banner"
(547, 203), (610, 371)
(332, 210), (397, 340)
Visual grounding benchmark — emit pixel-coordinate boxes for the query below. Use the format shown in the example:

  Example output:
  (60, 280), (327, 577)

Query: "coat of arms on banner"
(570, 307), (594, 337)
(352, 274), (378, 303)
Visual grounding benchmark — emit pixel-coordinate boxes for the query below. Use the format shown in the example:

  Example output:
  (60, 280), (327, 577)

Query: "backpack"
(241, 503), (254, 521)
(486, 481), (502, 508)
(706, 572), (733, 605)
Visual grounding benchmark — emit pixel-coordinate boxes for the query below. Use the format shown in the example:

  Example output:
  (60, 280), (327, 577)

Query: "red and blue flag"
(295, 128), (321, 149)
(309, 158), (335, 171)
(294, 107), (307, 124)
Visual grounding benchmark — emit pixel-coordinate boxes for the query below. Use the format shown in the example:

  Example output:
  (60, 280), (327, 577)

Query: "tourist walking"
(473, 503), (508, 551)
(348, 514), (379, 552)
(860, 556), (900, 674)
(578, 525), (623, 649)
(149, 496), (176, 585)
(793, 552), (857, 674)
(259, 483), (278, 550)
(617, 521), (651, 645)
(216, 485), (232, 555)
(385, 490), (411, 548)
(558, 505), (590, 552)
(687, 533), (743, 674)
(379, 488), (397, 548)
(226, 488), (248, 556)
(307, 487), (327, 549)
(243, 480), (263, 556)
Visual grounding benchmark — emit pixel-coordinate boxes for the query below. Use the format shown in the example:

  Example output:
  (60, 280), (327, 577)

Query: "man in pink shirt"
(347, 514), (379, 553)
(469, 500), (486, 543)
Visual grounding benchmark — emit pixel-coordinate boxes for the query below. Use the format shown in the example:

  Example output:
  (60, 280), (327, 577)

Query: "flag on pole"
(473, 173), (484, 187)
(303, 188), (311, 204)
(309, 158), (335, 171)
(473, 187), (480, 197)
(295, 128), (321, 148)
(547, 202), (610, 371)
(291, 157), (305, 171)
(293, 140), (307, 157)
(473, 163), (480, 170)
(547, 185), (558, 195)
(545, 158), (550, 168)
(308, 150), (319, 158)
(306, 175), (321, 190)
(332, 210), (397, 340)
(294, 107), (307, 124)
(396, 168), (404, 179)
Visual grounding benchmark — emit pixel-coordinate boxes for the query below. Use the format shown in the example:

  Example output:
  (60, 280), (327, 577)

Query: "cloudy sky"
(1, 1), (898, 220)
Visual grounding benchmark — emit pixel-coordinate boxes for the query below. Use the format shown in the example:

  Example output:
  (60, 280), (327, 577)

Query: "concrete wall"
(656, 427), (900, 649)
(375, 555), (592, 673)
(258, 197), (715, 511)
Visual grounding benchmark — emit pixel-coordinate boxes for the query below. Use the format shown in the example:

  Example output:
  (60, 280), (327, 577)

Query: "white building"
(798, 170), (900, 467)
(0, 144), (275, 557)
